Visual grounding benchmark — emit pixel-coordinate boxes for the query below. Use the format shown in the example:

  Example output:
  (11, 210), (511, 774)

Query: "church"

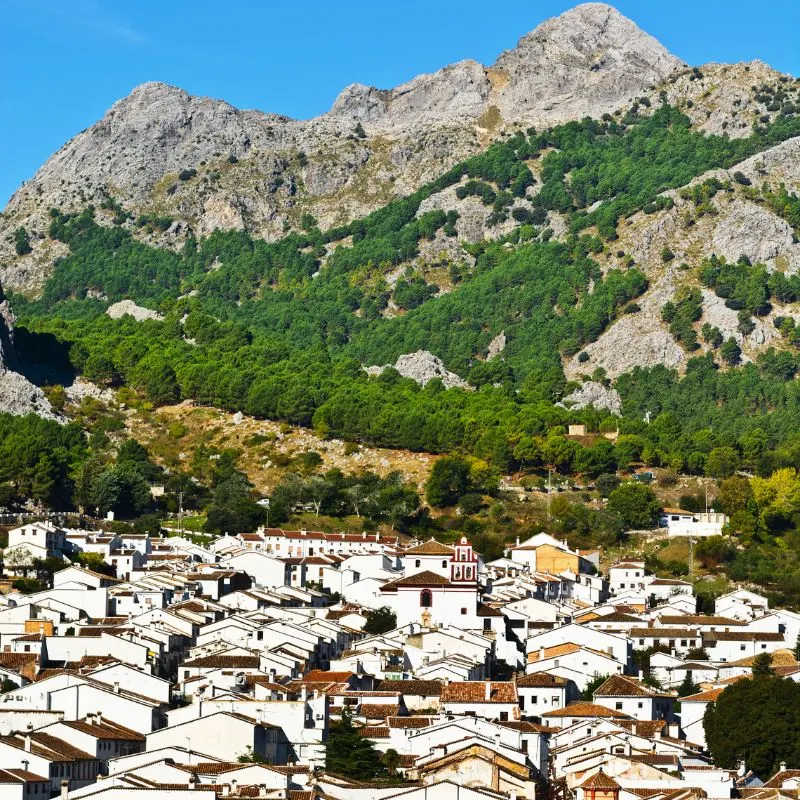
(380, 536), (483, 629)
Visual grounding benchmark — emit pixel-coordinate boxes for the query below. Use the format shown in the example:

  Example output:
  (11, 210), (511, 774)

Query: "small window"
(680, 640), (687, 647)
(461, 608), (467, 615)
(531, 696), (537, 704)
(521, 740), (528, 753)
(415, 559), (421, 568)
(741, 645), (746, 651)
(519, 696), (525, 709)
(637, 701), (643, 709)
(420, 589), (432, 608)
(499, 711), (508, 721)
(442, 560), (448, 569)
(615, 702), (623, 710)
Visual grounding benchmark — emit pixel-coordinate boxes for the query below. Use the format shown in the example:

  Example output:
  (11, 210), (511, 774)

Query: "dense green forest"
(13, 103), (800, 479)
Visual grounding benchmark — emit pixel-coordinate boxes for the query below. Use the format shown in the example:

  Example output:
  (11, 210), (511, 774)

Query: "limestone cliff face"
(0, 295), (59, 420)
(0, 3), (683, 291)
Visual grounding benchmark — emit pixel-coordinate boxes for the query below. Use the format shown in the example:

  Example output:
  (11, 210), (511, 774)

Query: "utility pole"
(689, 537), (696, 576)
(178, 491), (184, 537)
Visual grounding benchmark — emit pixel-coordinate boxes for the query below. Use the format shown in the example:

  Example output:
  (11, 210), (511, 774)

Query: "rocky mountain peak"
(0, 3), (685, 293)
(492, 2), (684, 124)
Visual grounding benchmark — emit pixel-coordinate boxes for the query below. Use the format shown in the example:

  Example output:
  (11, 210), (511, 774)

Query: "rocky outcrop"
(559, 381), (623, 414)
(366, 350), (470, 389)
(106, 300), (164, 322)
(492, 2), (682, 126)
(0, 3), (684, 292)
(0, 297), (59, 420)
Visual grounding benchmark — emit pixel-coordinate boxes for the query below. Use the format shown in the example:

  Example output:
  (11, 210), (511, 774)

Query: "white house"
(592, 674), (674, 721)
(516, 672), (578, 716)
(439, 681), (520, 722)
(659, 508), (727, 537)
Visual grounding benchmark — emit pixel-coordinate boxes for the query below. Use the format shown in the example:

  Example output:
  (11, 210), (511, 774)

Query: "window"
(442, 560), (448, 569)
(680, 640), (687, 647)
(551, 696), (559, 705)
(519, 696), (525, 710)
(615, 702), (623, 710)
(420, 590), (432, 608)
(499, 712), (508, 721)
(415, 560), (421, 568)
(668, 640), (675, 647)
(531, 696), (537, 704)
(461, 608), (467, 615)
(521, 740), (528, 753)
(637, 701), (643, 709)
(483, 619), (492, 631)
(741, 644), (746, 651)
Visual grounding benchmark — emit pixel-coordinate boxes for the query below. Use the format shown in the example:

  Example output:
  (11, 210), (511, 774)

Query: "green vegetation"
(325, 709), (386, 780)
(363, 606), (397, 635)
(704, 667), (800, 776)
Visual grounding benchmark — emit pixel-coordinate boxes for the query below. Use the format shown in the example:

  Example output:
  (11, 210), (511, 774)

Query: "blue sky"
(2, 0), (799, 206)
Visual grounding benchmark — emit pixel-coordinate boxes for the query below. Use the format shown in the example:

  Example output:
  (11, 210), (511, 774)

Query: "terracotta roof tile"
(581, 770), (621, 790)
(376, 680), (442, 696)
(404, 539), (454, 556)
(359, 704), (400, 719)
(516, 673), (569, 688)
(541, 702), (631, 719)
(594, 674), (671, 698)
(441, 681), (517, 704)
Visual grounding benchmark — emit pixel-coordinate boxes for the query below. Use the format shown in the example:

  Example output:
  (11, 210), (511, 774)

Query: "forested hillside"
(10, 102), (800, 472)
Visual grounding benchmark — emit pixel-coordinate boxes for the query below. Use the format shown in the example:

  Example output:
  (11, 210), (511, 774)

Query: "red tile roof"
(404, 539), (454, 556)
(441, 681), (517, 704)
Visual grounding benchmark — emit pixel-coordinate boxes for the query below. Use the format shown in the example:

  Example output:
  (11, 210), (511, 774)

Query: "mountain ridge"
(0, 2), (684, 292)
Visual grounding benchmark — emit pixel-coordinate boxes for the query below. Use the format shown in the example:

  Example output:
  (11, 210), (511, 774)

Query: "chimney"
(188, 775), (197, 790)
(96, 711), (102, 726)
(269, 668), (276, 682)
(113, 682), (120, 694)
(60, 780), (69, 800)
(779, 761), (786, 773)
(539, 647), (545, 661)
(24, 734), (31, 752)
(259, 785), (267, 798)
(231, 778), (238, 796)
(222, 785), (230, 798)
(96, 774), (104, 783)
(632, 723), (637, 736)
(485, 682), (491, 701)
(86, 712), (95, 725)
(638, 670), (644, 680)
(300, 685), (308, 702)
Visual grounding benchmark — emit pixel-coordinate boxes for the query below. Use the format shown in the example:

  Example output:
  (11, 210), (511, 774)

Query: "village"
(0, 510), (795, 800)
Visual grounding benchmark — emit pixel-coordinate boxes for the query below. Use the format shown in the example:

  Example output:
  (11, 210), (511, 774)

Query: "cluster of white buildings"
(0, 523), (796, 800)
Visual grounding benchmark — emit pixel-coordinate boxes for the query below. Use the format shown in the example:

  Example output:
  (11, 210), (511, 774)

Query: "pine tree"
(325, 708), (385, 780)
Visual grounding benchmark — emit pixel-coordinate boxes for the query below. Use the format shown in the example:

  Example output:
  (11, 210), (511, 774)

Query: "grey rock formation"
(106, 300), (164, 322)
(559, 381), (622, 414)
(0, 3), (683, 291)
(0, 299), (59, 420)
(366, 350), (470, 389)
(493, 3), (683, 126)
